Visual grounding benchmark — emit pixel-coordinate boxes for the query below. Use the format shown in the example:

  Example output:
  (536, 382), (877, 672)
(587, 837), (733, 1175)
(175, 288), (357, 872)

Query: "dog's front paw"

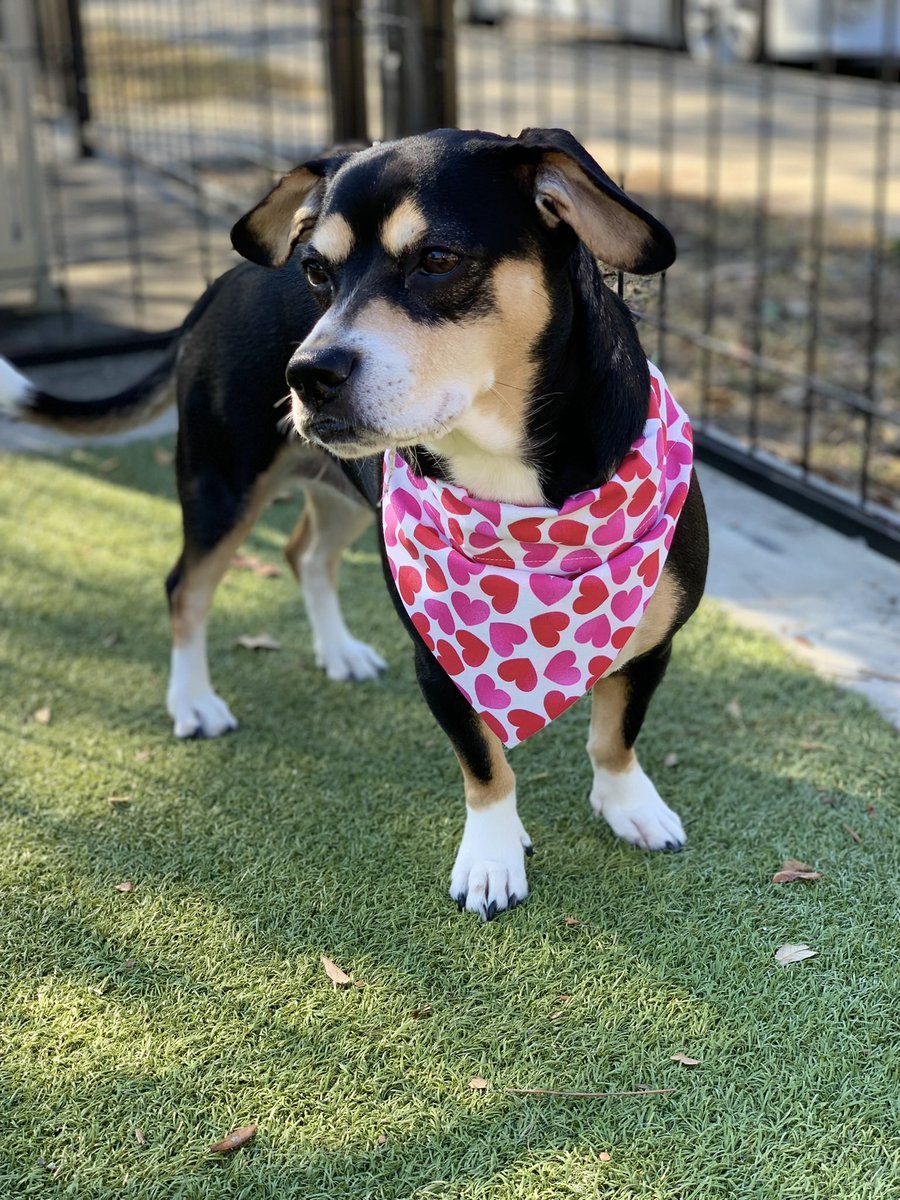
(167, 687), (238, 740)
(591, 763), (685, 851)
(315, 633), (386, 683)
(449, 795), (533, 920)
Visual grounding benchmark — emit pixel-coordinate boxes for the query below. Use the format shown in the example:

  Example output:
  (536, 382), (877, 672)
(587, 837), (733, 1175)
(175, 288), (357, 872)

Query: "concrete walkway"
(1, 361), (898, 729)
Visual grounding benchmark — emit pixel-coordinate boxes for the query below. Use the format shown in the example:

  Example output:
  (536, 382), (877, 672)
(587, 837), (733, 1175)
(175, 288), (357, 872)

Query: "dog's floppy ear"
(515, 127), (675, 275)
(231, 145), (360, 268)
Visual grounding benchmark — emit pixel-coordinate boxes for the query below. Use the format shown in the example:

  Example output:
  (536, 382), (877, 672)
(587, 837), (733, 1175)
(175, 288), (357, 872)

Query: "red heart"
(414, 522), (445, 552)
(617, 453), (643, 482)
(589, 654), (614, 678)
(458, 630), (489, 667)
(589, 481), (627, 519)
(424, 554), (447, 592)
(498, 657), (537, 692)
(637, 549), (660, 587)
(573, 576), (609, 615)
(411, 612), (433, 651)
(397, 529), (420, 560)
(480, 574), (519, 614)
(397, 565), (422, 606)
(441, 490), (472, 515)
(627, 478), (657, 518)
(435, 638), (464, 675)
(481, 712), (509, 744)
(508, 709), (546, 741)
(530, 611), (569, 647)
(508, 516), (543, 543)
(544, 690), (576, 720)
(479, 547), (517, 571)
(548, 518), (588, 546)
(610, 624), (635, 650)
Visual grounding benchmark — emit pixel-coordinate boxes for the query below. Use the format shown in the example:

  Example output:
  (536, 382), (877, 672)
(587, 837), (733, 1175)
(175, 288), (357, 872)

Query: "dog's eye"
(303, 261), (331, 290)
(419, 248), (460, 276)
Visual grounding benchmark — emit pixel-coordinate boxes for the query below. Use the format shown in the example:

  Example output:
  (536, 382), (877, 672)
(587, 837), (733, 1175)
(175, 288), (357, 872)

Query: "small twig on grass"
(505, 1087), (676, 1099)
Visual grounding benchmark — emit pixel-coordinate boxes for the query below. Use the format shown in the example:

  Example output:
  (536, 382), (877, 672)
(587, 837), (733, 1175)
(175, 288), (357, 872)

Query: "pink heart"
(559, 548), (602, 573)
(591, 509), (625, 546)
(489, 621), (527, 657)
(469, 521), (501, 550)
(447, 552), (485, 585)
(530, 574), (573, 605)
(451, 590), (489, 626)
(523, 543), (558, 569)
(575, 613), (611, 648)
(424, 598), (454, 635)
(609, 544), (642, 585)
(468, 497), (502, 525)
(391, 487), (421, 521)
(475, 673), (511, 711)
(611, 586), (642, 621)
(545, 650), (581, 686)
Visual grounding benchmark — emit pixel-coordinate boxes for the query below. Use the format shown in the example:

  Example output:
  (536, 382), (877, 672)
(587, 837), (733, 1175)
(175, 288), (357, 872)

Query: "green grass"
(1, 437), (898, 1199)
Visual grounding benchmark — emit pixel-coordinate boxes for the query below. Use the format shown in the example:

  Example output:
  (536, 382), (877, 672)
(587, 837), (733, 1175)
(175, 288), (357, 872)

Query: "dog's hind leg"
(587, 644), (686, 851)
(166, 459), (287, 739)
(285, 477), (385, 682)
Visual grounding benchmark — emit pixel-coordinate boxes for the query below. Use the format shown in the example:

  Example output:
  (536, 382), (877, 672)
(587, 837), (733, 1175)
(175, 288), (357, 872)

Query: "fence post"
(381, 0), (456, 139)
(321, 0), (368, 143)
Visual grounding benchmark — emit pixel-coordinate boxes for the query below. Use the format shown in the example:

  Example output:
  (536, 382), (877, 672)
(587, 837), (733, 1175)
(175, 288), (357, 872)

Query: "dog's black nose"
(286, 348), (356, 409)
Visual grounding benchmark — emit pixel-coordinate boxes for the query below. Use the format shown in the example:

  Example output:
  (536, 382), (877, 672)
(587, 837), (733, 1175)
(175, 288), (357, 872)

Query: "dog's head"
(231, 128), (674, 495)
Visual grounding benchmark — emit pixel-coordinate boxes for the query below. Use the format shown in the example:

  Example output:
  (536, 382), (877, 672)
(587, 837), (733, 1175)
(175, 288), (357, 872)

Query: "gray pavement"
(2, 350), (898, 730)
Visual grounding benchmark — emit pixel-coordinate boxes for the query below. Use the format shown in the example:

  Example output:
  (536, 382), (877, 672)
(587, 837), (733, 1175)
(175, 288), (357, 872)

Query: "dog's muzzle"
(286, 347), (356, 411)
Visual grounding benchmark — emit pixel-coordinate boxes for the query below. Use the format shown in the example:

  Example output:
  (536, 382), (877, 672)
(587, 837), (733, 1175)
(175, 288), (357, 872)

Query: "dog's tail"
(0, 343), (177, 435)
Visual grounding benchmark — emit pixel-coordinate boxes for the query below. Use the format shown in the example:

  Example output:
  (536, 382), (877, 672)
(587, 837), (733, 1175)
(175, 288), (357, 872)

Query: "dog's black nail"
(508, 894), (518, 910)
(486, 900), (498, 921)
(524, 843), (534, 857)
(456, 892), (466, 912)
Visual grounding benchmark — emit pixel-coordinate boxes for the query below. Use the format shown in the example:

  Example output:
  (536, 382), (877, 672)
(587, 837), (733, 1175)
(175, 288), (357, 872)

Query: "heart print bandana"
(382, 361), (693, 748)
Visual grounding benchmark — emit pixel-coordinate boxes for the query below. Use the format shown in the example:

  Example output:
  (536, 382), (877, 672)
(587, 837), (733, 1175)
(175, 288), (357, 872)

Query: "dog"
(1, 127), (708, 920)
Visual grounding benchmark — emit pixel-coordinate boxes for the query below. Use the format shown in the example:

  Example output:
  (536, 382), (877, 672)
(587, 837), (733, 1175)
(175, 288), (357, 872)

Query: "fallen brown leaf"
(233, 633), (281, 652)
(663, 752), (680, 768)
(866, 804), (878, 817)
(134, 1128), (146, 1146)
(209, 1124), (257, 1155)
(819, 795), (837, 806)
(32, 706), (52, 726)
(842, 824), (863, 844)
(115, 880), (135, 893)
(101, 630), (121, 648)
(320, 955), (352, 988)
(774, 943), (818, 965)
(107, 794), (132, 808)
(409, 1005), (433, 1019)
(376, 1134), (388, 1148)
(134, 749), (151, 762)
(563, 916), (582, 927)
(670, 1053), (700, 1067)
(598, 1151), (612, 1162)
(122, 958), (136, 969)
(153, 447), (174, 466)
(771, 858), (822, 885)
(725, 697), (743, 721)
(231, 553), (283, 579)
(469, 1076), (491, 1092)
(549, 1011), (564, 1022)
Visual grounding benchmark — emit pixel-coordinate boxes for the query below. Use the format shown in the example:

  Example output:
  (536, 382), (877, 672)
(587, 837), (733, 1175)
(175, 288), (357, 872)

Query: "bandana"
(382, 362), (693, 748)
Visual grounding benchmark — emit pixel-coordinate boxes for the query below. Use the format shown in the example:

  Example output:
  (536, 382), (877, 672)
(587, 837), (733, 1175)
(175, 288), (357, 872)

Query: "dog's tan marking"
(588, 672), (635, 774)
(609, 569), (682, 673)
(380, 197), (428, 258)
(455, 719), (516, 812)
(309, 213), (355, 266)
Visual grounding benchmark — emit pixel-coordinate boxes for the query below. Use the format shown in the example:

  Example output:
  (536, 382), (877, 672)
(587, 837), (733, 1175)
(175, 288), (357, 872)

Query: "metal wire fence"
(0, 0), (897, 555)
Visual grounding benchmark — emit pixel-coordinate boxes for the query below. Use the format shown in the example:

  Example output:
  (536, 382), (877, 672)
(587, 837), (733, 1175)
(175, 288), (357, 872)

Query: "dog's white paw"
(316, 634), (386, 683)
(449, 794), (532, 920)
(591, 763), (685, 850)
(167, 687), (238, 740)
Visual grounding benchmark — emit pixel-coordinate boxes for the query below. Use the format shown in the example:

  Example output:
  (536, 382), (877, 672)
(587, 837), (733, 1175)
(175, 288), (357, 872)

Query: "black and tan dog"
(1, 128), (708, 919)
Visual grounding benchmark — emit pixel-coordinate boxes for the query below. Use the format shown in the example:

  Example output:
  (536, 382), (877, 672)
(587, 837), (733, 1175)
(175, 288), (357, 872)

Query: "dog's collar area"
(382, 361), (694, 748)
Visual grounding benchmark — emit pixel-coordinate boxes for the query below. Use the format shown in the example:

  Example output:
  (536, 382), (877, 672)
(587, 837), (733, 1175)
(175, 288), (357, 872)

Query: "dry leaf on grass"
(774, 943), (818, 965)
(598, 1151), (612, 1162)
(842, 824), (863, 844)
(469, 1076), (491, 1092)
(107, 795), (132, 808)
(409, 1005), (433, 1019)
(772, 858), (822, 885)
(209, 1124), (257, 1155)
(153, 447), (174, 466)
(866, 804), (878, 817)
(725, 697), (743, 721)
(115, 880), (135, 893)
(233, 634), (281, 652)
(32, 707), (52, 726)
(320, 955), (352, 988)
(563, 916), (582, 927)
(134, 749), (151, 762)
(231, 554), (283, 579)
(670, 1053), (701, 1067)
(101, 630), (121, 648)
(663, 752), (680, 768)
(376, 1134), (388, 1148)
(549, 1011), (564, 1022)
(134, 1128), (146, 1146)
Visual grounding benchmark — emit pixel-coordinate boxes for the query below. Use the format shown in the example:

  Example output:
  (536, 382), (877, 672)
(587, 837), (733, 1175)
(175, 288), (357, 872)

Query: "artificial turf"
(1, 436), (898, 1199)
